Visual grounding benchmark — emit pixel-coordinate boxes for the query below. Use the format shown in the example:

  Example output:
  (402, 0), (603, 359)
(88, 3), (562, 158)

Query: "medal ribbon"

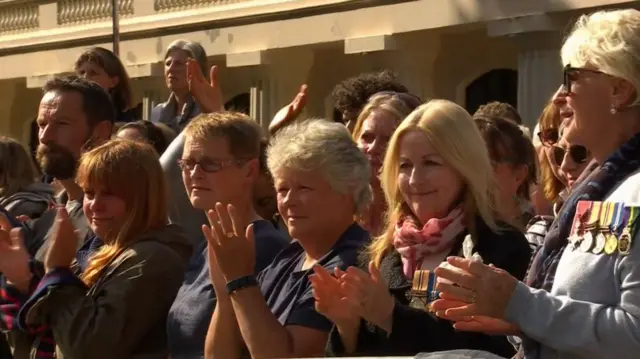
(572, 201), (593, 237)
(600, 202), (614, 232)
(586, 201), (603, 230)
(610, 202), (625, 236)
(623, 206), (640, 238)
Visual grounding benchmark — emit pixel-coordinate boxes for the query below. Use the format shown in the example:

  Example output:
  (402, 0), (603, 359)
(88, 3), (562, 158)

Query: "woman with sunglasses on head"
(433, 9), (640, 359)
(474, 116), (537, 231)
(533, 101), (567, 216)
(351, 91), (422, 236)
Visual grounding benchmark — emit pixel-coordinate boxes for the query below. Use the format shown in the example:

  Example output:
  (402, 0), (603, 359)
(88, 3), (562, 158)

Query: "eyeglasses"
(563, 64), (605, 93)
(552, 144), (589, 165)
(177, 158), (246, 173)
(537, 128), (559, 147)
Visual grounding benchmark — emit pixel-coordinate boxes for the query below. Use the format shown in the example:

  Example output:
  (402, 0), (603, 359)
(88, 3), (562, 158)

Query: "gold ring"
(226, 232), (234, 238)
(468, 292), (477, 303)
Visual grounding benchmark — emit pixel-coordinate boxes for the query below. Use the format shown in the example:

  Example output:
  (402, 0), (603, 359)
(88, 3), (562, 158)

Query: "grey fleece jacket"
(505, 169), (640, 359)
(160, 132), (208, 249)
(0, 182), (54, 219)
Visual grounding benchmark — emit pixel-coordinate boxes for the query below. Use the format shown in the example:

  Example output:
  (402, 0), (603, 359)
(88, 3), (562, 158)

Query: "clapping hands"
(311, 261), (395, 332)
(44, 207), (80, 273)
(0, 216), (30, 288)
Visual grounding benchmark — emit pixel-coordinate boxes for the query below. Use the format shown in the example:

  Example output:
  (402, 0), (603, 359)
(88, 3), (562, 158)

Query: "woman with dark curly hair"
(331, 70), (409, 131)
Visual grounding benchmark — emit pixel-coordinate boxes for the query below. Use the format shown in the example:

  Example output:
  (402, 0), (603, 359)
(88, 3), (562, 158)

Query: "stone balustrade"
(154, 0), (252, 12)
(57, 0), (134, 25)
(0, 1), (39, 33)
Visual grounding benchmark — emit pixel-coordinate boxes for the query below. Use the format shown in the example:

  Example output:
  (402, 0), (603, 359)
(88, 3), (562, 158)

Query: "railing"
(0, 1), (38, 33)
(154, 0), (253, 12)
(57, 0), (134, 25)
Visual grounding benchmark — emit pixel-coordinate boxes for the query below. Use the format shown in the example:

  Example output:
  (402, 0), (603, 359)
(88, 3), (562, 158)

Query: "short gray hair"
(165, 40), (208, 78)
(267, 119), (372, 214)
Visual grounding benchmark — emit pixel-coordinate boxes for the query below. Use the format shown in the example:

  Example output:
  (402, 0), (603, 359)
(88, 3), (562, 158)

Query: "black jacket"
(326, 217), (532, 357)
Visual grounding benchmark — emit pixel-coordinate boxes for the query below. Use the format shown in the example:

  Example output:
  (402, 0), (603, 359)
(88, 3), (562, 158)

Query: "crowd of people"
(0, 7), (639, 359)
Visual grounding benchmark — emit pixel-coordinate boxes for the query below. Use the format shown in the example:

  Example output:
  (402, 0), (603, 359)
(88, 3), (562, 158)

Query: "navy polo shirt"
(167, 220), (289, 359)
(258, 223), (370, 331)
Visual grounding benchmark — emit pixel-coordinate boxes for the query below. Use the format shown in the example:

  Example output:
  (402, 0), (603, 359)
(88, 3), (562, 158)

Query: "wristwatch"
(226, 275), (258, 294)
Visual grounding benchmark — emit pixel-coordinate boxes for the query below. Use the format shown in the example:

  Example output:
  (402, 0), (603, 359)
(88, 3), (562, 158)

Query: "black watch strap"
(226, 275), (258, 294)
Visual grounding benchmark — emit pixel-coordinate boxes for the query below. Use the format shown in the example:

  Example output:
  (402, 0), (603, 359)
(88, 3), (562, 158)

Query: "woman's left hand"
(433, 256), (518, 319)
(432, 299), (521, 335)
(205, 202), (256, 282)
(339, 261), (395, 331)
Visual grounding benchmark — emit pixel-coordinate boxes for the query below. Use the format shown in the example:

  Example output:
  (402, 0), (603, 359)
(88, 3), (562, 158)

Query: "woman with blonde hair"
(351, 91), (421, 235)
(434, 9), (640, 359)
(532, 100), (566, 215)
(312, 100), (531, 357)
(0, 136), (54, 219)
(8, 139), (191, 358)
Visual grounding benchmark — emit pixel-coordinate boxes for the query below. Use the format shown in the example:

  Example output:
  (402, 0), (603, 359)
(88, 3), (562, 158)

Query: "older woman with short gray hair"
(203, 119), (372, 359)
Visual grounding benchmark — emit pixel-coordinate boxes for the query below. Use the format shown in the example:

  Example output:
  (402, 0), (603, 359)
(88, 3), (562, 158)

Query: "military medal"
(570, 201), (592, 249)
(593, 202), (614, 254)
(605, 202), (624, 254)
(619, 205), (638, 256)
(580, 231), (594, 252)
(580, 201), (602, 252)
(604, 233), (619, 254)
(409, 269), (438, 312)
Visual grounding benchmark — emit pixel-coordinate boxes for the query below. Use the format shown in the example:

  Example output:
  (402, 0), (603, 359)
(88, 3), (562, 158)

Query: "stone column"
(515, 35), (563, 128)
(486, 14), (566, 129)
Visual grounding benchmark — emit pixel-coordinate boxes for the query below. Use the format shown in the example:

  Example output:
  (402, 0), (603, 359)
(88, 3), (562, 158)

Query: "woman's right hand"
(202, 210), (230, 301)
(0, 227), (31, 288)
(311, 265), (361, 328)
(187, 59), (224, 114)
(268, 84), (308, 134)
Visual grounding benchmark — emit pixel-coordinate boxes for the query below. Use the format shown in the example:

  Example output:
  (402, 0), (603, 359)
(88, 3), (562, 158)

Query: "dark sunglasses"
(563, 64), (605, 93)
(537, 128), (559, 146)
(552, 144), (589, 165)
(177, 158), (246, 173)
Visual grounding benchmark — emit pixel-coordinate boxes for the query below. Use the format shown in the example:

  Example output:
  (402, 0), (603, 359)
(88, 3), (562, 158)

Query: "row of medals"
(569, 227), (632, 255)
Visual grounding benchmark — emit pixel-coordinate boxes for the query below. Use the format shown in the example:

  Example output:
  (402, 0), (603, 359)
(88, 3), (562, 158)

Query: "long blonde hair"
(369, 100), (500, 266)
(76, 139), (168, 286)
(0, 136), (40, 198)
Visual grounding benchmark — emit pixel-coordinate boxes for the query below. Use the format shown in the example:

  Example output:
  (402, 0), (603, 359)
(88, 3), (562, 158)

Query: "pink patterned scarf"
(393, 207), (465, 279)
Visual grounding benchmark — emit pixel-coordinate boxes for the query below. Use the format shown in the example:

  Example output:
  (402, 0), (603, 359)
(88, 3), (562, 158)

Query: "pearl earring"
(610, 107), (618, 115)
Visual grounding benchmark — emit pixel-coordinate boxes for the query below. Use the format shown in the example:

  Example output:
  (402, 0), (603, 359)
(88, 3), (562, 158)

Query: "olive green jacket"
(13, 223), (191, 359)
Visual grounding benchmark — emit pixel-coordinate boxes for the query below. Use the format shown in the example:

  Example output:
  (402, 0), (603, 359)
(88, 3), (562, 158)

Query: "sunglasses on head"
(537, 129), (559, 146)
(563, 64), (605, 93)
(552, 144), (589, 165)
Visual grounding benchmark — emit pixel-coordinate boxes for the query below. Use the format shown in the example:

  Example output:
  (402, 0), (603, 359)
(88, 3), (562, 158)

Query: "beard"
(36, 143), (77, 180)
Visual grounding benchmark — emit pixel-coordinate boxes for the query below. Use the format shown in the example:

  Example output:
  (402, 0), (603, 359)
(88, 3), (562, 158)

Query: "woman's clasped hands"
(311, 261), (396, 333)
(431, 256), (521, 336)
